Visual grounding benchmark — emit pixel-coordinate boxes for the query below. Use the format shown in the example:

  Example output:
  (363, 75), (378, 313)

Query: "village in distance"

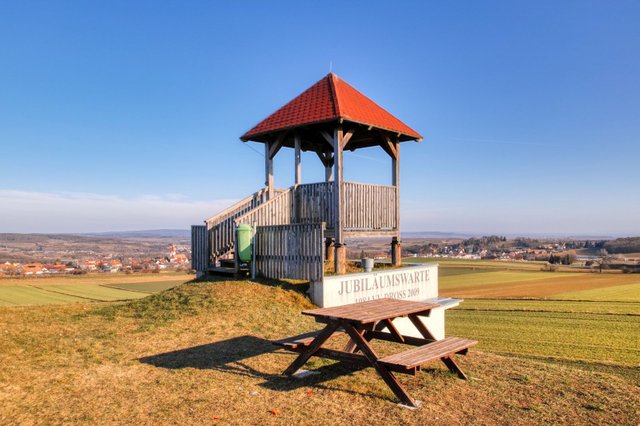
(2, 231), (639, 277)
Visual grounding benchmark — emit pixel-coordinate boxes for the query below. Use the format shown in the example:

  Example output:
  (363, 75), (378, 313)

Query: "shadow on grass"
(138, 335), (375, 397)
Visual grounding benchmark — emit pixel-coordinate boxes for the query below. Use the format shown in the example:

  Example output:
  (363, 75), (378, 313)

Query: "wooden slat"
(254, 223), (325, 282)
(378, 337), (478, 369)
(190, 225), (208, 272)
(303, 298), (439, 325)
(340, 182), (398, 231)
(273, 329), (345, 350)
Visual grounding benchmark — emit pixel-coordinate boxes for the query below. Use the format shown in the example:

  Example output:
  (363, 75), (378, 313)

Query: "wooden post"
(391, 237), (402, 266)
(392, 140), (400, 234)
(333, 126), (345, 274)
(325, 238), (335, 263)
(325, 152), (334, 182)
(265, 141), (274, 199)
(335, 243), (347, 274)
(392, 140), (401, 266)
(294, 133), (302, 185)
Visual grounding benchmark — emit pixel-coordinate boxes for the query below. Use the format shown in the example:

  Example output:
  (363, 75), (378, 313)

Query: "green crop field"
(0, 274), (193, 306)
(556, 282), (640, 302)
(101, 280), (183, 293)
(35, 283), (149, 301)
(433, 264), (640, 378)
(447, 307), (639, 366)
(457, 298), (640, 315)
(0, 286), (85, 306)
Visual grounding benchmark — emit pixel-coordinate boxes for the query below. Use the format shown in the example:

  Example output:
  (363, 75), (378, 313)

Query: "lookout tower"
(192, 73), (422, 278)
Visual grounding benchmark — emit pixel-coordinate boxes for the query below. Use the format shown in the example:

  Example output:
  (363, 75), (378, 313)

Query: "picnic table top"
(302, 298), (440, 324)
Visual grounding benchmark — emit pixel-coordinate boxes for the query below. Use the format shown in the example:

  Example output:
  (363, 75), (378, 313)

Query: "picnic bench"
(273, 298), (477, 408)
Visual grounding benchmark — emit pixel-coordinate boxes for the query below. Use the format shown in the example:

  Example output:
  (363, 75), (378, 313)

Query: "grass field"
(439, 267), (640, 298)
(1, 279), (638, 425)
(0, 264), (638, 424)
(434, 265), (640, 386)
(406, 257), (553, 271)
(556, 282), (640, 302)
(0, 273), (192, 306)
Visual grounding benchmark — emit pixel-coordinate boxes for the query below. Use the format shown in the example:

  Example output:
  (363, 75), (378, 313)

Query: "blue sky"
(1, 1), (638, 235)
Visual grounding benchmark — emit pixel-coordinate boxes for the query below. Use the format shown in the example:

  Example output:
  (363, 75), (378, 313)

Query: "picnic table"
(274, 298), (477, 408)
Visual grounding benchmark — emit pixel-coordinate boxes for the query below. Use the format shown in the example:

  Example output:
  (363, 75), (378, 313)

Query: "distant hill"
(604, 237), (640, 254)
(0, 231), (189, 264)
(81, 229), (191, 239)
(402, 231), (616, 240)
(402, 231), (477, 239)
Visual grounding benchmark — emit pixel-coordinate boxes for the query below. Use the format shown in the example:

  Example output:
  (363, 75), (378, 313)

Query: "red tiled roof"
(241, 73), (422, 141)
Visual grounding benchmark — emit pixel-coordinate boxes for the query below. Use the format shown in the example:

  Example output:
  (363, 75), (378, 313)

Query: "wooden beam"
(392, 140), (399, 186)
(320, 130), (334, 147)
(314, 150), (327, 167)
(294, 133), (302, 185)
(325, 152), (334, 182)
(341, 128), (354, 150)
(269, 132), (286, 159)
(333, 126), (343, 244)
(379, 133), (398, 159)
(265, 142), (274, 198)
(314, 149), (335, 182)
(393, 141), (400, 236)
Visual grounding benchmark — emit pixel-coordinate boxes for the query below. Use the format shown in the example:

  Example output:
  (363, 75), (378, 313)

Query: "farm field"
(0, 273), (192, 306)
(406, 257), (552, 271)
(438, 267), (640, 299)
(1, 264), (638, 423)
(1, 279), (638, 425)
(447, 308), (639, 366)
(436, 266), (640, 381)
(555, 282), (640, 302)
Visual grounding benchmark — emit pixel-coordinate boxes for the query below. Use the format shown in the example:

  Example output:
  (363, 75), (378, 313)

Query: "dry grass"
(1, 279), (638, 425)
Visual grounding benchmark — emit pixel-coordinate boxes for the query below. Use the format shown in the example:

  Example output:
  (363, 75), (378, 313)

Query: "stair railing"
(206, 187), (274, 258)
(234, 188), (293, 227)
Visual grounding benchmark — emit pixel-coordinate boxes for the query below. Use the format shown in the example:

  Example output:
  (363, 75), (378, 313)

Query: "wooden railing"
(196, 181), (397, 270)
(235, 188), (293, 227)
(205, 187), (274, 258)
(254, 223), (325, 281)
(340, 182), (398, 231)
(293, 182), (335, 225)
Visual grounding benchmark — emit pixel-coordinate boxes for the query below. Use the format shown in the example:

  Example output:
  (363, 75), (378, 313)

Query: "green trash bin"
(236, 223), (253, 263)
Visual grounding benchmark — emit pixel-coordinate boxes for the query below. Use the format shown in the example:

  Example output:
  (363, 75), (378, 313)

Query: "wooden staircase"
(202, 187), (290, 274)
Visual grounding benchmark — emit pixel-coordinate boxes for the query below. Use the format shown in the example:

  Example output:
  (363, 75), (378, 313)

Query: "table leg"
(343, 322), (383, 353)
(341, 320), (418, 408)
(283, 322), (340, 376)
(343, 328), (365, 353)
(441, 356), (468, 380)
(408, 313), (436, 341)
(382, 318), (405, 343)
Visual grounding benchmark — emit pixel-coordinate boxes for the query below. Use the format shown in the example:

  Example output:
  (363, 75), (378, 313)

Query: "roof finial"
(329, 60), (333, 73)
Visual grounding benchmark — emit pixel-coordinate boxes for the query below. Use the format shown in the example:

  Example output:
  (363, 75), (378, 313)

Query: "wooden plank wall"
(341, 182), (398, 230)
(254, 223), (325, 281)
(293, 182), (335, 226)
(191, 225), (208, 272)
